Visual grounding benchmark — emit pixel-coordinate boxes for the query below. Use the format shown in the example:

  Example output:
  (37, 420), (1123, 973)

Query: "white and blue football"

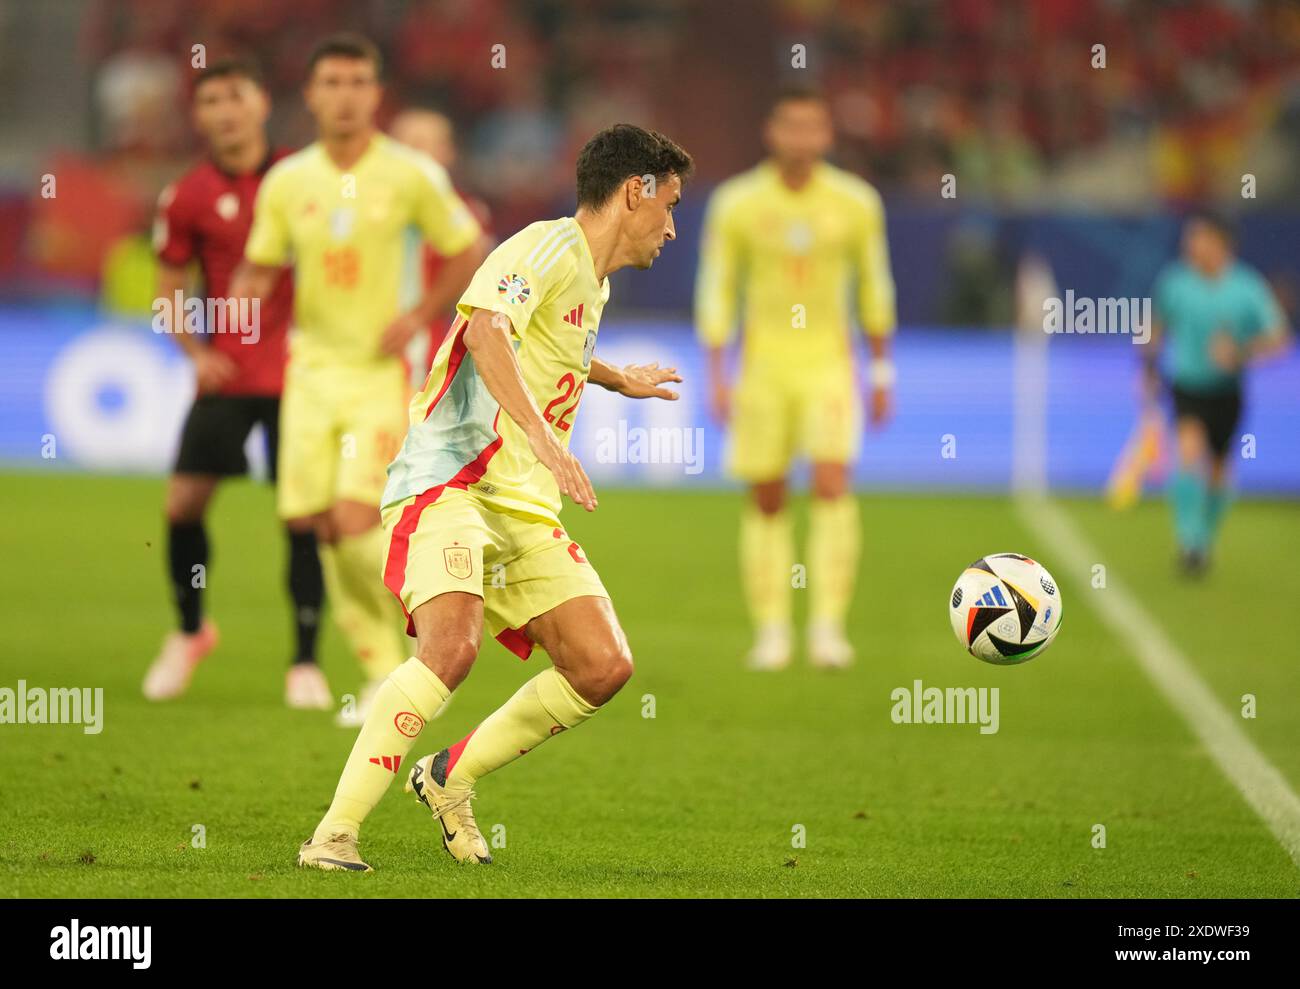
(949, 553), (1062, 665)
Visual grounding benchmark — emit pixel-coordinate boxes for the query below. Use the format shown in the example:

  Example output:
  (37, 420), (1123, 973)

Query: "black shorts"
(174, 395), (281, 480)
(1170, 383), (1242, 458)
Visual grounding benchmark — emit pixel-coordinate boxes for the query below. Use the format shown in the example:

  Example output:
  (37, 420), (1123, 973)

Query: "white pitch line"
(1016, 493), (1300, 869)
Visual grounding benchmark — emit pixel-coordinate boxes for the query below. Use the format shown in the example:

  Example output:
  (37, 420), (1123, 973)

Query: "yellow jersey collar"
(570, 216), (609, 294)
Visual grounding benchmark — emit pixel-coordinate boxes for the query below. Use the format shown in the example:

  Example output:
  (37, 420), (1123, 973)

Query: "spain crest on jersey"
(497, 273), (531, 304)
(443, 546), (472, 580)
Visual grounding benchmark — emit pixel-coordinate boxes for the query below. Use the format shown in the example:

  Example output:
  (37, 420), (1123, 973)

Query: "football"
(949, 553), (1063, 664)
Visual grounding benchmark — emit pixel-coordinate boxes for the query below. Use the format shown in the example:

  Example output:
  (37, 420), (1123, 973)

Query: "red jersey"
(153, 149), (294, 396)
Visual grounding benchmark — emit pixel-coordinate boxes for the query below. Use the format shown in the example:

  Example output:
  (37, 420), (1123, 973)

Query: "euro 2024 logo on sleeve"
(497, 273), (530, 304)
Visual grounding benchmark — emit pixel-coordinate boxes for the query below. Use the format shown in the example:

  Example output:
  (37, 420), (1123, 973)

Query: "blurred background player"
(143, 57), (331, 710)
(233, 34), (484, 725)
(388, 108), (493, 380)
(695, 86), (896, 671)
(1146, 211), (1291, 576)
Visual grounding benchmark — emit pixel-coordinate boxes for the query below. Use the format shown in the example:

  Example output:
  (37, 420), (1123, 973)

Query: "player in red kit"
(143, 57), (331, 709)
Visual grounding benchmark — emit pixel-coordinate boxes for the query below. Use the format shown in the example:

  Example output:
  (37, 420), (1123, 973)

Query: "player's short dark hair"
(306, 32), (383, 79)
(770, 82), (828, 114)
(193, 56), (263, 94)
(574, 124), (694, 210)
(1186, 207), (1237, 244)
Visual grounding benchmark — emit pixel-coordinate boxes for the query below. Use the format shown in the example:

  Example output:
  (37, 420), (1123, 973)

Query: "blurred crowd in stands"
(7, 0), (1300, 303)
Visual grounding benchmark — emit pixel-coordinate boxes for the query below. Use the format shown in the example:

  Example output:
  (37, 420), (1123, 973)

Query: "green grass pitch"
(1, 473), (1297, 898)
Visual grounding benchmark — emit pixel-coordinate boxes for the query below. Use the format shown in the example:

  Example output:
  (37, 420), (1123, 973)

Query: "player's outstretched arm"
(463, 308), (597, 512)
(589, 357), (681, 400)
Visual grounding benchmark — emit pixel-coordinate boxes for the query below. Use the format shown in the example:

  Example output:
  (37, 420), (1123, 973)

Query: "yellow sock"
(445, 668), (599, 789)
(321, 528), (404, 681)
(314, 657), (450, 841)
(809, 495), (860, 623)
(740, 505), (793, 627)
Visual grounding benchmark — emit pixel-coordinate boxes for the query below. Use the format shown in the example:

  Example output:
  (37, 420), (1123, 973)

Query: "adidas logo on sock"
(369, 755), (402, 773)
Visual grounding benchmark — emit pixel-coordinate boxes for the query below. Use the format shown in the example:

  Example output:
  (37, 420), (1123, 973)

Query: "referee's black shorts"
(1169, 382), (1242, 459)
(174, 395), (281, 480)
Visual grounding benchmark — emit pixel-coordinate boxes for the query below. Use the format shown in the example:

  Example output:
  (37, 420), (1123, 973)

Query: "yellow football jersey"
(695, 160), (895, 367)
(245, 133), (481, 366)
(383, 217), (609, 524)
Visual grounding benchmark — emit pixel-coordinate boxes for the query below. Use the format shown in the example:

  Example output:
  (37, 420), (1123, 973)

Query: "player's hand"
(379, 311), (425, 357)
(527, 422), (598, 512)
(618, 362), (681, 400)
(1210, 332), (1242, 372)
(193, 350), (238, 394)
(868, 385), (893, 426)
(709, 377), (730, 424)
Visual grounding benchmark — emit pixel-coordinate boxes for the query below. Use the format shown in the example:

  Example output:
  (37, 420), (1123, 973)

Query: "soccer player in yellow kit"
(696, 87), (896, 671)
(233, 34), (484, 722)
(297, 124), (693, 871)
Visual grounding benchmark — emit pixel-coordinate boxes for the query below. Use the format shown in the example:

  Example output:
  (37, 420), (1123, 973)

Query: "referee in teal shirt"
(1146, 211), (1290, 575)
